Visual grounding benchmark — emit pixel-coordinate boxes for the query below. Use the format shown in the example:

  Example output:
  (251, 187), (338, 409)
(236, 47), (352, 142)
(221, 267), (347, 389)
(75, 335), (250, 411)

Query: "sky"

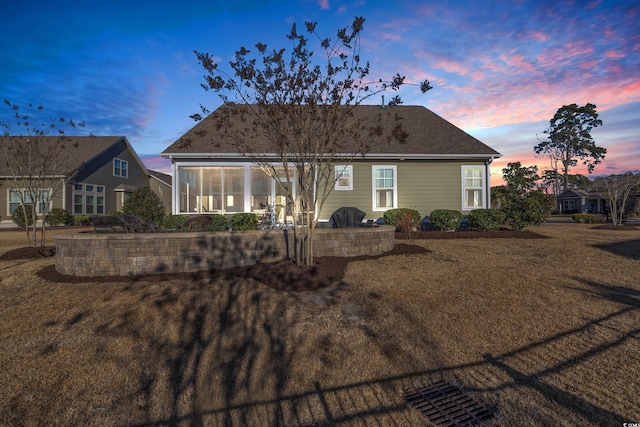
(1, 0), (638, 185)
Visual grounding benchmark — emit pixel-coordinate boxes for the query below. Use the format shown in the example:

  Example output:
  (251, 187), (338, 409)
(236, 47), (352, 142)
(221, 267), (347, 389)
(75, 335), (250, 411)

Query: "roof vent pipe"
(381, 95), (385, 108)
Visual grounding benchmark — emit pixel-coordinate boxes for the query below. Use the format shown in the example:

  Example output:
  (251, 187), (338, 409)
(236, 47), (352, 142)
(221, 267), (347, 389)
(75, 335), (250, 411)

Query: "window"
(73, 183), (105, 214)
(178, 166), (245, 213)
(462, 166), (485, 210)
(335, 165), (353, 191)
(372, 165), (397, 211)
(7, 189), (51, 215)
(563, 200), (575, 212)
(114, 158), (128, 178)
(251, 167), (271, 210)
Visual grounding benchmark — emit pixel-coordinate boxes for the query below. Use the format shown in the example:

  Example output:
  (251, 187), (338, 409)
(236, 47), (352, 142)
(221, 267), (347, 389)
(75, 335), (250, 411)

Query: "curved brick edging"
(54, 226), (395, 276)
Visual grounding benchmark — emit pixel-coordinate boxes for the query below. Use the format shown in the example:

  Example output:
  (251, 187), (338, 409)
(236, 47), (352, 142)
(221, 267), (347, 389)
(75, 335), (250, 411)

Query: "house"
(555, 188), (607, 214)
(0, 136), (152, 227)
(148, 169), (173, 214)
(556, 187), (640, 215)
(160, 104), (502, 223)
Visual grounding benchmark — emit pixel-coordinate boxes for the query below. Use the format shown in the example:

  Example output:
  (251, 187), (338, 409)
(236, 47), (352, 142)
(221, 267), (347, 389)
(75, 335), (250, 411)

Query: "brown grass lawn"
(0, 223), (639, 426)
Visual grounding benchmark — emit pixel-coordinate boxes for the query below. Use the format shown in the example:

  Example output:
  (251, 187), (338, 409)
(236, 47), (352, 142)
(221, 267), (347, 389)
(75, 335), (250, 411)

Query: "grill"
(404, 380), (493, 426)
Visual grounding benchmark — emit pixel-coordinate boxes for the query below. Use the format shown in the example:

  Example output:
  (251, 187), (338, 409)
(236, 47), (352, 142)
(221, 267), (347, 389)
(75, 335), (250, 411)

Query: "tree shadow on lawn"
(592, 238), (640, 261)
(14, 239), (635, 425)
(38, 276), (633, 426)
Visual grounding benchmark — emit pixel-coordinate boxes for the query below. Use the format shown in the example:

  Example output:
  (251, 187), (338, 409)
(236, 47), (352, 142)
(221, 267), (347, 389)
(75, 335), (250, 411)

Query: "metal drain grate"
(404, 380), (493, 426)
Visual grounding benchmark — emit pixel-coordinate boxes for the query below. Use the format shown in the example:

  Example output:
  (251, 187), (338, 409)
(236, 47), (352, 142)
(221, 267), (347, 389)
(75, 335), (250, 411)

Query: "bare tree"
(594, 172), (640, 226)
(1, 100), (85, 248)
(191, 17), (431, 265)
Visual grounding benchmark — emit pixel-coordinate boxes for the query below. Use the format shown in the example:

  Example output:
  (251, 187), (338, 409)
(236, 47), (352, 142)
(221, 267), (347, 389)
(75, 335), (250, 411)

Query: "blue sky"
(1, 0), (638, 182)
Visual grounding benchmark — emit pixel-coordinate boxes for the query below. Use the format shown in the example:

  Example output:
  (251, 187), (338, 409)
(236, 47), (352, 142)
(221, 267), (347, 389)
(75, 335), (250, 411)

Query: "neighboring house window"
(372, 165), (397, 211)
(114, 158), (128, 178)
(461, 166), (485, 210)
(8, 189), (51, 215)
(73, 183), (105, 214)
(335, 165), (353, 190)
(563, 200), (575, 212)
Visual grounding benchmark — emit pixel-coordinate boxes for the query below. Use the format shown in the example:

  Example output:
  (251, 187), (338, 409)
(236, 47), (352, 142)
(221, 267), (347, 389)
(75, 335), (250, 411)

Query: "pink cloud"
(499, 52), (537, 74)
(527, 31), (550, 43)
(604, 50), (626, 59)
(381, 32), (401, 41)
(318, 0), (329, 10)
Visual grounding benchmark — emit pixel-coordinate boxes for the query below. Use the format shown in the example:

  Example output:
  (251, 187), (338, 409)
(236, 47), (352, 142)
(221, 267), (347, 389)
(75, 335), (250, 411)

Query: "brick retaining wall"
(55, 226), (395, 276)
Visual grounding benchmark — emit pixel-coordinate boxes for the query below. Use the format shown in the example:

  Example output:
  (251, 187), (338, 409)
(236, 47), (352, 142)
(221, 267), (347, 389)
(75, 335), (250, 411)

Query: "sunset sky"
(1, 0), (638, 184)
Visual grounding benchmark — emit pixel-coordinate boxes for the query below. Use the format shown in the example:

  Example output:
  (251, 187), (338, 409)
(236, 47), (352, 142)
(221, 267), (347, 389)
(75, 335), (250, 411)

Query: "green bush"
(73, 215), (92, 226)
(468, 209), (506, 231)
(209, 214), (229, 231)
(572, 213), (605, 223)
(383, 208), (421, 230)
(163, 214), (189, 230)
(122, 187), (165, 226)
(229, 213), (259, 230)
(430, 209), (463, 231)
(11, 205), (34, 229)
(45, 208), (73, 226)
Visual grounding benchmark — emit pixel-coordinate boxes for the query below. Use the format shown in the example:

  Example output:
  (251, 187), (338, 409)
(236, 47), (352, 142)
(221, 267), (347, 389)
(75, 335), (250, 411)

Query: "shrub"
(468, 209), (506, 231)
(430, 209), (463, 231)
(163, 214), (189, 230)
(73, 215), (92, 226)
(397, 210), (420, 243)
(209, 214), (229, 231)
(572, 213), (605, 224)
(11, 205), (34, 229)
(383, 208), (421, 231)
(122, 187), (165, 226)
(229, 213), (259, 230)
(45, 208), (73, 226)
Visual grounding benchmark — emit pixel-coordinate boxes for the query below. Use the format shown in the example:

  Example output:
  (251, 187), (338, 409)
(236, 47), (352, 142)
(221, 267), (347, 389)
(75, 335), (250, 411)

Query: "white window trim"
(7, 188), (52, 216)
(73, 183), (105, 214)
(334, 165), (353, 191)
(113, 158), (128, 178)
(371, 165), (397, 212)
(461, 165), (486, 211)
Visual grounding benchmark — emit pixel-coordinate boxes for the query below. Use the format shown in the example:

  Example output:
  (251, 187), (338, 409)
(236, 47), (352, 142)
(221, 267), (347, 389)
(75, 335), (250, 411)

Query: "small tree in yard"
(593, 172), (640, 226)
(1, 100), (85, 247)
(501, 162), (554, 231)
(122, 187), (166, 226)
(192, 17), (431, 265)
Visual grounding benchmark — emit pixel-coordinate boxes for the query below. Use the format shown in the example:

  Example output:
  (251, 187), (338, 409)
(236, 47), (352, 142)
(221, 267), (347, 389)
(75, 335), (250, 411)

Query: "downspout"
(170, 156), (177, 215)
(485, 157), (494, 208)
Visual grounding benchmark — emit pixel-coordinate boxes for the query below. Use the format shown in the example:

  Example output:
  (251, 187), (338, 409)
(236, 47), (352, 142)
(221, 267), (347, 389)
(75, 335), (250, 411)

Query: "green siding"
(318, 160), (487, 221)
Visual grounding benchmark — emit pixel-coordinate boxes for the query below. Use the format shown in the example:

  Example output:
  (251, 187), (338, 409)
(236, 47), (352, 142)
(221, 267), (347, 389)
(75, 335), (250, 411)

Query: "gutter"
(160, 152), (503, 160)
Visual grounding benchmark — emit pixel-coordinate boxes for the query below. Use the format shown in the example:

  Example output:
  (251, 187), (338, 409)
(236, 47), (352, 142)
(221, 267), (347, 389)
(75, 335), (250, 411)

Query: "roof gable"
(0, 136), (148, 177)
(162, 104), (501, 159)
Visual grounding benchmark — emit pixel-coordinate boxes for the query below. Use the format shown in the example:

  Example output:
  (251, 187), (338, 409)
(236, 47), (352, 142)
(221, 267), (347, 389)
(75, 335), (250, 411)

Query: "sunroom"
(174, 162), (298, 224)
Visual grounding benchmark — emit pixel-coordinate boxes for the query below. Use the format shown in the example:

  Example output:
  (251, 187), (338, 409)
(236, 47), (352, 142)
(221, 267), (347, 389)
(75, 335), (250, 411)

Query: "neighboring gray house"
(555, 188), (607, 214)
(0, 136), (150, 227)
(556, 187), (640, 215)
(161, 104), (502, 223)
(148, 169), (173, 214)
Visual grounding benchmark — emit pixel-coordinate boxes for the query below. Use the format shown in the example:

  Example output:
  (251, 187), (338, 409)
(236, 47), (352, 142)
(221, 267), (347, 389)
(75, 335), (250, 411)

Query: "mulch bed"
(26, 243), (429, 291)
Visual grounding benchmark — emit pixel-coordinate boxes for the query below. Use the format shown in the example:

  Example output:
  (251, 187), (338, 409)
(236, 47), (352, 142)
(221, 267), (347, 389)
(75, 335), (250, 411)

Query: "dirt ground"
(1, 223), (639, 426)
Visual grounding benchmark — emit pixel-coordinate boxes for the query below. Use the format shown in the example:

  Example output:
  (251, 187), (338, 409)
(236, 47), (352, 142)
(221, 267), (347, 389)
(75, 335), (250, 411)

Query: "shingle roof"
(149, 169), (172, 186)
(161, 104), (501, 158)
(0, 136), (147, 177)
